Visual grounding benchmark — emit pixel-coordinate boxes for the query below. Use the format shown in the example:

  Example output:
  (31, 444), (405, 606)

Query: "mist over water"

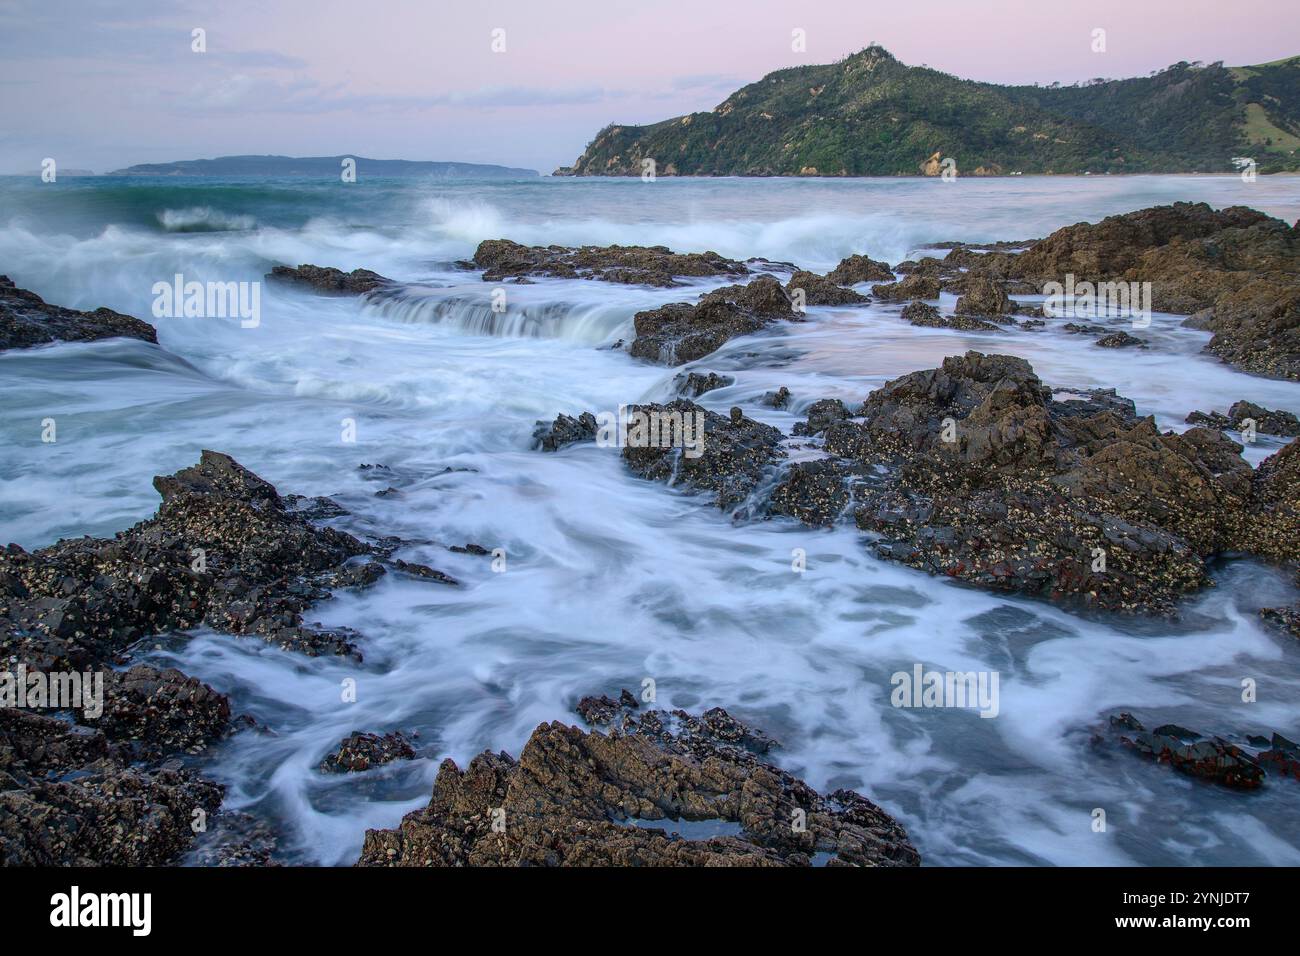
(2, 173), (1299, 866)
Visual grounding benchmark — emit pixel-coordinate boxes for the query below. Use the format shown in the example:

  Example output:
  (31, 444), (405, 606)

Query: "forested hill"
(557, 46), (1300, 177)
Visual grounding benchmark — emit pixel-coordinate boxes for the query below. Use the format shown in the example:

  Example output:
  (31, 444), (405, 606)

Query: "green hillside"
(558, 46), (1300, 177)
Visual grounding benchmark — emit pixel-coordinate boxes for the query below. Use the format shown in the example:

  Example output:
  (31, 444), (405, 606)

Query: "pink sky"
(1, 0), (1297, 173)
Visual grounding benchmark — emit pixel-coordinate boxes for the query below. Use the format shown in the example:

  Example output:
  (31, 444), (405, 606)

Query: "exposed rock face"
(532, 411), (598, 451)
(1202, 280), (1300, 381)
(621, 400), (786, 509)
(0, 708), (224, 865)
(1095, 331), (1147, 348)
(769, 351), (1297, 613)
(319, 731), (417, 774)
(267, 264), (390, 295)
(1101, 713), (1300, 791)
(785, 270), (869, 306)
(871, 274), (941, 301)
(949, 203), (1300, 379)
(827, 254), (893, 285)
(630, 277), (794, 364)
(357, 698), (919, 867)
(0, 275), (157, 351)
(1186, 400), (1300, 437)
(0, 451), (439, 865)
(792, 398), (851, 436)
(953, 276), (1014, 316)
(674, 370), (734, 397)
(471, 240), (747, 287)
(901, 300), (1002, 332)
(1, 450), (376, 670)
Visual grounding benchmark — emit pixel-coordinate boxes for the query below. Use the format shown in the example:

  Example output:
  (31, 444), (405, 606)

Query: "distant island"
(110, 154), (539, 178)
(557, 46), (1300, 177)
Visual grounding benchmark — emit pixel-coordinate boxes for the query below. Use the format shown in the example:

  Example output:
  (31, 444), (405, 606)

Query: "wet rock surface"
(630, 276), (795, 365)
(532, 411), (598, 451)
(267, 263), (391, 295)
(785, 270), (869, 306)
(1186, 400), (1300, 437)
(674, 370), (734, 397)
(319, 731), (417, 774)
(620, 400), (786, 509)
(0, 451), (445, 865)
(826, 254), (894, 285)
(764, 351), (1299, 613)
(901, 300), (1002, 332)
(945, 202), (1300, 380)
(357, 696), (919, 867)
(0, 275), (157, 351)
(472, 239), (747, 287)
(1101, 713), (1300, 790)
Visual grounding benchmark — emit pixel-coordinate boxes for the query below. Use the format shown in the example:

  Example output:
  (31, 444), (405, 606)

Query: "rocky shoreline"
(3, 199), (1298, 867)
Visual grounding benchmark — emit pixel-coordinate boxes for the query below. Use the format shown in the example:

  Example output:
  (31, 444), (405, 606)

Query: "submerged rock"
(1095, 331), (1147, 348)
(0, 275), (157, 351)
(471, 239), (747, 287)
(673, 370), (734, 397)
(319, 731), (417, 774)
(1185, 400), (1300, 437)
(532, 411), (598, 451)
(267, 264), (391, 295)
(357, 700), (918, 867)
(1102, 713), (1298, 791)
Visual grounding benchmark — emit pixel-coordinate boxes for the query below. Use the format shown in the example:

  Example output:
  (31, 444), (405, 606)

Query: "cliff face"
(559, 47), (1300, 177)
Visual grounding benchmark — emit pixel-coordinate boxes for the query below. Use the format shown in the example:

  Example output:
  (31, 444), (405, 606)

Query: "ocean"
(2, 172), (1299, 865)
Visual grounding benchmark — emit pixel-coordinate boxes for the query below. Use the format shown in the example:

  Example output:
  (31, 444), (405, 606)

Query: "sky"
(1, 0), (1297, 175)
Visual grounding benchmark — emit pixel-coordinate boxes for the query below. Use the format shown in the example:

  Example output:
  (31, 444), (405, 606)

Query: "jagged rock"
(674, 370), (734, 397)
(357, 701), (918, 867)
(472, 240), (747, 287)
(901, 300), (1001, 332)
(319, 731), (417, 774)
(871, 274), (941, 301)
(621, 400), (785, 509)
(630, 277), (794, 365)
(0, 275), (157, 351)
(767, 351), (1290, 613)
(785, 271), (869, 306)
(761, 386), (791, 409)
(953, 276), (1014, 316)
(1095, 331), (1147, 348)
(267, 264), (390, 295)
(532, 412), (598, 451)
(792, 398), (851, 436)
(1185, 400), (1300, 437)
(827, 254), (893, 285)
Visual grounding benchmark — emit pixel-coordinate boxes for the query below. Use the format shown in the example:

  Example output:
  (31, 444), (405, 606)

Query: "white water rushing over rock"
(2, 174), (1299, 865)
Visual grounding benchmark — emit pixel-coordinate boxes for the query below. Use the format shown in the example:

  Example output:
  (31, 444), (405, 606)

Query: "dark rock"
(785, 271), (869, 306)
(1185, 401), (1300, 437)
(621, 400), (785, 510)
(1095, 331), (1147, 348)
(761, 386), (791, 409)
(0, 275), (157, 351)
(792, 398), (851, 436)
(827, 254), (893, 285)
(674, 371), (734, 397)
(953, 277), (1014, 316)
(390, 559), (459, 586)
(357, 703), (918, 867)
(267, 264), (390, 295)
(319, 731), (416, 774)
(472, 240), (747, 287)
(871, 274), (941, 301)
(533, 411), (598, 451)
(630, 277), (794, 365)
